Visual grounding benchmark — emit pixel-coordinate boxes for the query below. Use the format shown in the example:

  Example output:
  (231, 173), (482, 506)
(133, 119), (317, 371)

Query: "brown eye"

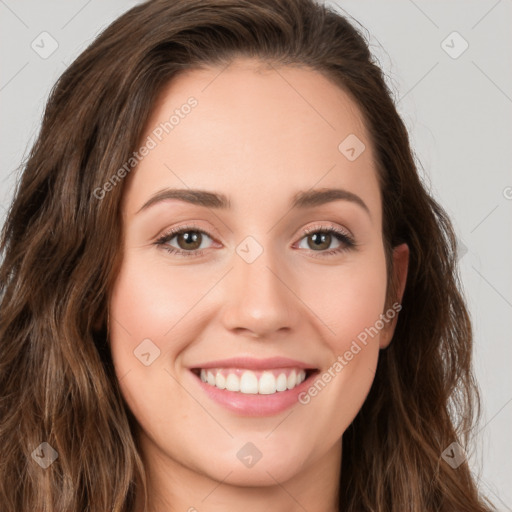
(296, 226), (355, 257)
(156, 227), (215, 256)
(175, 230), (203, 251)
(306, 232), (333, 251)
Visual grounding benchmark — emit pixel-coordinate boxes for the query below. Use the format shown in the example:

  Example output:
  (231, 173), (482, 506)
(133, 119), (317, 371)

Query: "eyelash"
(154, 223), (356, 259)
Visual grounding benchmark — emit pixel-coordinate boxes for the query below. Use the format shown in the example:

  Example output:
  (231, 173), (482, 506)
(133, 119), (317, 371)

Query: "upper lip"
(190, 356), (317, 371)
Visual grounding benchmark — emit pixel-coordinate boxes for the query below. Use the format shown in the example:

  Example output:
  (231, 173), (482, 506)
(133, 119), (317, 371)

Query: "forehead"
(123, 58), (380, 220)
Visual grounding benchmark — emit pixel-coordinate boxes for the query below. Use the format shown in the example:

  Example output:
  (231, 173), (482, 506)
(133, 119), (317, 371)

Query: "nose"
(220, 244), (300, 339)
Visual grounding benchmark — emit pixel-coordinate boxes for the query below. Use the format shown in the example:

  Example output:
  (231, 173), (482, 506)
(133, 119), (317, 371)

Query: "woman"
(0, 0), (494, 510)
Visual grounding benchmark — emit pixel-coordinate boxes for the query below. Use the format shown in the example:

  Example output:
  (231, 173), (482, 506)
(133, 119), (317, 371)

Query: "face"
(108, 58), (408, 490)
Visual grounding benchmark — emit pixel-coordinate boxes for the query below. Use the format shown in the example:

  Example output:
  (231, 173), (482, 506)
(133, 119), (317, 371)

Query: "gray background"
(1, 0), (510, 508)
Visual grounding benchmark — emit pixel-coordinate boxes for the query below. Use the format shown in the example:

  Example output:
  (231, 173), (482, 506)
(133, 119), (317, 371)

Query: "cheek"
(107, 254), (205, 454)
(108, 252), (204, 358)
(110, 260), (185, 329)
(106, 253), (199, 414)
(294, 255), (387, 431)
(297, 249), (388, 351)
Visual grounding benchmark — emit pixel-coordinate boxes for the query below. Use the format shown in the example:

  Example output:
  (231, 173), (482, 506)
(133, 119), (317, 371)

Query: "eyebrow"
(136, 187), (370, 216)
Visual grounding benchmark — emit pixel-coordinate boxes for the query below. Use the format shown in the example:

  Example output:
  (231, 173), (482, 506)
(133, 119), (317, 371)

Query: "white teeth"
(225, 373), (240, 392)
(240, 371), (259, 394)
(276, 373), (288, 391)
(198, 368), (307, 395)
(258, 371), (276, 394)
(215, 372), (226, 389)
(287, 370), (297, 390)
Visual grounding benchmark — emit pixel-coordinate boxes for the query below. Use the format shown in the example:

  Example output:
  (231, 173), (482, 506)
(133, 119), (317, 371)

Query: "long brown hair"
(0, 0), (494, 510)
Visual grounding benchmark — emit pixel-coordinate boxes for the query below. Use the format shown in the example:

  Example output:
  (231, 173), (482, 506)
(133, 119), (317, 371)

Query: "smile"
(188, 356), (319, 416)
(195, 367), (309, 395)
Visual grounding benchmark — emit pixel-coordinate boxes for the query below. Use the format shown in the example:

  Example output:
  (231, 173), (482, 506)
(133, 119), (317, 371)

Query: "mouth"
(188, 356), (320, 416)
(190, 367), (318, 395)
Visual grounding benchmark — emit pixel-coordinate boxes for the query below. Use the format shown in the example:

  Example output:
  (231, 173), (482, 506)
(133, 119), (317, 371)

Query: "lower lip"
(190, 370), (316, 417)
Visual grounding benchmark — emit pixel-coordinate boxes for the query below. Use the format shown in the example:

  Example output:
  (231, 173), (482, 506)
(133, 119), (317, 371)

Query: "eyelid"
(155, 221), (356, 256)
(155, 221), (352, 243)
(154, 221), (220, 243)
(292, 222), (356, 254)
(299, 222), (354, 240)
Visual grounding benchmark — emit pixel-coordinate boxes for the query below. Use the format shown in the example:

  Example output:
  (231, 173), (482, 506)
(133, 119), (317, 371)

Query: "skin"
(108, 57), (409, 512)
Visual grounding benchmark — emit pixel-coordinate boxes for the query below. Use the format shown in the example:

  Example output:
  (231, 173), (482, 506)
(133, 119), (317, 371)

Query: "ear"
(379, 243), (409, 349)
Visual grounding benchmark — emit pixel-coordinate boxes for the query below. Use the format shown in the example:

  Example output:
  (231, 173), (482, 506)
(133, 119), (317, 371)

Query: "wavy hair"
(0, 0), (493, 510)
